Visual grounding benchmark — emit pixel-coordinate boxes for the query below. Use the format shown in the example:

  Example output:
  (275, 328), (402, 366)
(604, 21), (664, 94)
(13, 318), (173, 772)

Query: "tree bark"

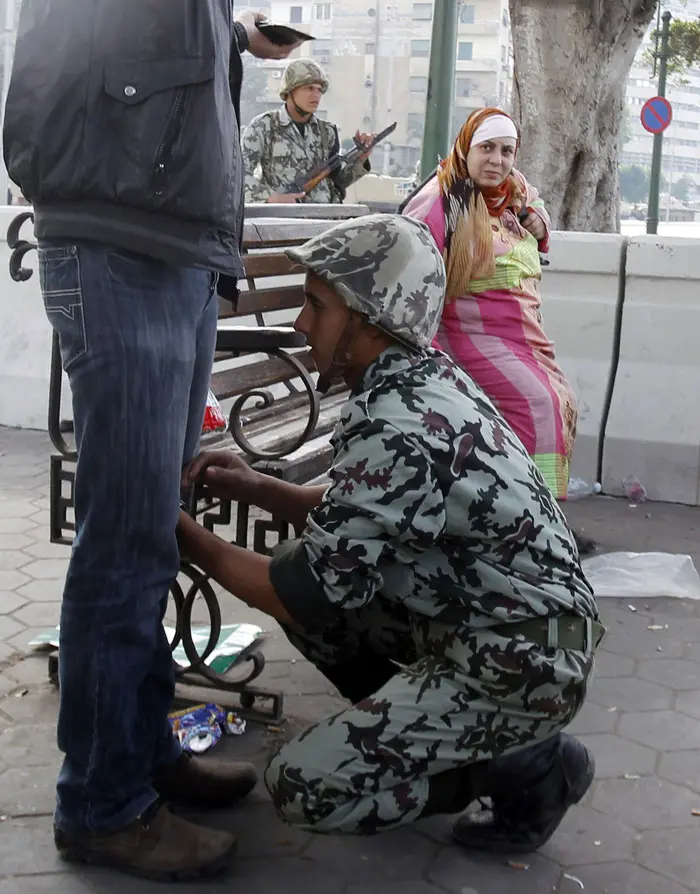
(510, 0), (658, 232)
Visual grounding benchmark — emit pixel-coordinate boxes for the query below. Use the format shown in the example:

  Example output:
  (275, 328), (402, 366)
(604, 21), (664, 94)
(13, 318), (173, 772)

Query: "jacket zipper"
(153, 88), (190, 197)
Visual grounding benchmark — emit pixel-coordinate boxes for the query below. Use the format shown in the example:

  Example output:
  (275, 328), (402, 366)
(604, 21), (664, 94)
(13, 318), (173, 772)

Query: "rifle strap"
(263, 110), (281, 179)
(318, 120), (331, 161)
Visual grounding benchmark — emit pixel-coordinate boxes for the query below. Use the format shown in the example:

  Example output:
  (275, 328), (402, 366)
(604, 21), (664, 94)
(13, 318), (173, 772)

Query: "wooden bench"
(7, 208), (366, 722)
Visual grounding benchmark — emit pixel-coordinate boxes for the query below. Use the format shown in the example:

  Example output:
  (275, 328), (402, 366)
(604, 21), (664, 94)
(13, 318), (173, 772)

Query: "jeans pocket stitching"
(41, 252), (87, 372)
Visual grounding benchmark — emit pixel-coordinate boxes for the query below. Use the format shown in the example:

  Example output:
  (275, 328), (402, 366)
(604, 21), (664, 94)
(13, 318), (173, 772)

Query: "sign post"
(646, 11), (672, 235)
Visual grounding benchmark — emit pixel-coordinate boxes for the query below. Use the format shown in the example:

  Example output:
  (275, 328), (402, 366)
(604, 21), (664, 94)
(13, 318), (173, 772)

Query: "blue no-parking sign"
(641, 96), (673, 134)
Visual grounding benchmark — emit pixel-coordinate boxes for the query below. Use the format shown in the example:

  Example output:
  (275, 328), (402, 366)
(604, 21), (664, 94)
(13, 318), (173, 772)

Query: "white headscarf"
(471, 114), (518, 147)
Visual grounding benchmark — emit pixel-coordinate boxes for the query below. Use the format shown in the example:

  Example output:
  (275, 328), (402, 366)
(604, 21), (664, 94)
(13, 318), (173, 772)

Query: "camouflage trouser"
(264, 598), (591, 835)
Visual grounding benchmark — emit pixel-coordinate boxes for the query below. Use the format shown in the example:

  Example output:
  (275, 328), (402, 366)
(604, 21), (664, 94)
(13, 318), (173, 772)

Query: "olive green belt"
(491, 615), (606, 655)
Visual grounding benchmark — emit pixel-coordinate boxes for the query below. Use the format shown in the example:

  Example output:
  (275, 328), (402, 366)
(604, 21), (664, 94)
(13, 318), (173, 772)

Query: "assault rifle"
(292, 121), (397, 197)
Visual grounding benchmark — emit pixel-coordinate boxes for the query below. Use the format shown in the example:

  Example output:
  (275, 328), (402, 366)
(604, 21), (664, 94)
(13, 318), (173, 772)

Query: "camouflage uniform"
(242, 60), (369, 204)
(263, 215), (602, 835)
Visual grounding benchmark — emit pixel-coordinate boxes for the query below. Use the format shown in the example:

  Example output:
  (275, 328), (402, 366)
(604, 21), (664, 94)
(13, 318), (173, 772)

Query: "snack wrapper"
(168, 702), (246, 754)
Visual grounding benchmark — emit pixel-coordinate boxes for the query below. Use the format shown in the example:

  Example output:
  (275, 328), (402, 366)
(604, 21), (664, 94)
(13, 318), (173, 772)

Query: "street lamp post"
(419, 0), (459, 179)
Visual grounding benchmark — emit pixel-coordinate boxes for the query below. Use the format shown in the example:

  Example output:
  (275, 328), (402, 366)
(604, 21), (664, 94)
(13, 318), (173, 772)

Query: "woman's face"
(466, 137), (517, 188)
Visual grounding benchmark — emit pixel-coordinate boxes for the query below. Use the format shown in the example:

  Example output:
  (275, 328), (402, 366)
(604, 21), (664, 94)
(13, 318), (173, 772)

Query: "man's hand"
(182, 450), (259, 502)
(520, 210), (546, 242)
(237, 11), (305, 60)
(268, 192), (305, 204)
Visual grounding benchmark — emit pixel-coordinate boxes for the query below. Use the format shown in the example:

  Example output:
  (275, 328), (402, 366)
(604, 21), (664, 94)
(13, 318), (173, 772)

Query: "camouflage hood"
(280, 59), (329, 100)
(286, 214), (446, 350)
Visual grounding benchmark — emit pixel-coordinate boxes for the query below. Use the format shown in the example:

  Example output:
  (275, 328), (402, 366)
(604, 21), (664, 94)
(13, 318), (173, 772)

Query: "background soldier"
(243, 59), (374, 204)
(178, 214), (604, 854)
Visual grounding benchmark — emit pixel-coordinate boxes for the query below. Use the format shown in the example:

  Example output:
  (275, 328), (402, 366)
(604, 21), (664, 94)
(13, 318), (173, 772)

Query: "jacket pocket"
(98, 57), (215, 207)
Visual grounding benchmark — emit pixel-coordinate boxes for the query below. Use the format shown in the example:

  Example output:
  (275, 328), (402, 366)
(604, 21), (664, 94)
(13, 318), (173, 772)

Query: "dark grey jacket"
(3, 0), (247, 277)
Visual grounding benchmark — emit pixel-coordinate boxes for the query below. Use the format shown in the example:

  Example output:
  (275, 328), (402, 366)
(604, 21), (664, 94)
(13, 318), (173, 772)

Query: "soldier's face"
(296, 273), (394, 384)
(295, 273), (349, 376)
(291, 84), (324, 114)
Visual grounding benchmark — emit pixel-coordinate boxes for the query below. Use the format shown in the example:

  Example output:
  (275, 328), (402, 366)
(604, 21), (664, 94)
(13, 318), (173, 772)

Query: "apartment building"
(242, 0), (512, 176)
(621, 2), (700, 189)
(623, 66), (700, 188)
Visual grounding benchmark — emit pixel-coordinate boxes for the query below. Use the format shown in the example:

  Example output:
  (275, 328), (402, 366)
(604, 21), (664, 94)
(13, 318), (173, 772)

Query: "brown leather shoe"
(54, 800), (235, 881)
(153, 752), (258, 809)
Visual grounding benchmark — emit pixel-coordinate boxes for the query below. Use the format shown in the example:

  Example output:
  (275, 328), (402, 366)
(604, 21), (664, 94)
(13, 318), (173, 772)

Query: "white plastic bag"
(581, 551), (700, 600)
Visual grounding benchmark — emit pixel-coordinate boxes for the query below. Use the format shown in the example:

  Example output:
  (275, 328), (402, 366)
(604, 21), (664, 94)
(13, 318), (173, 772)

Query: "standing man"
(3, 1), (298, 882)
(243, 58), (374, 203)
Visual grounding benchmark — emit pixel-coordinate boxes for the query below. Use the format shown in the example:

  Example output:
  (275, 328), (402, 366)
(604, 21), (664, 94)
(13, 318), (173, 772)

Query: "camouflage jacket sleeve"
(335, 157), (370, 193)
(268, 417), (445, 628)
(242, 117), (273, 203)
(327, 124), (370, 199)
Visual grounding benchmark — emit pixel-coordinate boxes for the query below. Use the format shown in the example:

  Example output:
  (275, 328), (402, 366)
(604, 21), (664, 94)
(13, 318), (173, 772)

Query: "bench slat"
(218, 286), (304, 319)
(211, 350), (315, 399)
(243, 253), (298, 278)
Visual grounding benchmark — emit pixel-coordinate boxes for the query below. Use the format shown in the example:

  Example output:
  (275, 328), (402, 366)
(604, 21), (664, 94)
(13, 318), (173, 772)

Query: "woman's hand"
(182, 450), (259, 503)
(520, 210), (546, 242)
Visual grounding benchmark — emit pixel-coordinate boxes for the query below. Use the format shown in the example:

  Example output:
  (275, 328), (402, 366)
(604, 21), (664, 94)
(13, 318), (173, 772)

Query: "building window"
(409, 76), (429, 93)
(502, 8), (509, 27)
(412, 2), (432, 20)
(289, 6), (303, 23)
(456, 77), (473, 97)
(459, 4), (475, 24)
(314, 3), (332, 20)
(408, 113), (425, 135)
(458, 41), (473, 61)
(411, 40), (431, 57)
(312, 39), (332, 62)
(365, 40), (376, 55)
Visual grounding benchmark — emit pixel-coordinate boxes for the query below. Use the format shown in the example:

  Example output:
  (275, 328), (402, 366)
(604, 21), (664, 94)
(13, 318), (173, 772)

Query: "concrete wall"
(602, 236), (700, 505)
(0, 207), (53, 431)
(541, 233), (625, 487)
(1, 209), (700, 507)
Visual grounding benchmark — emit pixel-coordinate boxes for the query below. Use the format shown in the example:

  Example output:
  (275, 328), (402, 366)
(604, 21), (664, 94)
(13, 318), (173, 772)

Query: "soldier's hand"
(237, 10), (304, 60)
(182, 449), (260, 502)
(268, 192), (305, 204)
(355, 131), (375, 160)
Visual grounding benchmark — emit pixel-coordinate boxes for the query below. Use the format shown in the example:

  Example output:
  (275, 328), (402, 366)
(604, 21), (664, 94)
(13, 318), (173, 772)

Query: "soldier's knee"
(264, 750), (309, 828)
(265, 746), (347, 831)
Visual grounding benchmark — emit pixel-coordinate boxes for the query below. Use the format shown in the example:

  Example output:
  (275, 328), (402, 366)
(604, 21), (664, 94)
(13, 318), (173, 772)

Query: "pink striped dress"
(404, 173), (577, 500)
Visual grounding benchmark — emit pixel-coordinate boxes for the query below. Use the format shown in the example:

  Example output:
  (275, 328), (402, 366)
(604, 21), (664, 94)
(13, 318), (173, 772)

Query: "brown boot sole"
(55, 834), (237, 882)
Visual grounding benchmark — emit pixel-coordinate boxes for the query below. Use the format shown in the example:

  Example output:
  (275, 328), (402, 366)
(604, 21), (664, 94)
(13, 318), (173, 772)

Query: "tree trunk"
(510, 0), (658, 232)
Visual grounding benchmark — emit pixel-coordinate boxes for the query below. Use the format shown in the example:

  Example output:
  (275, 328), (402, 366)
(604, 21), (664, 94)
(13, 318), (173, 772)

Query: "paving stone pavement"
(2, 425), (700, 893)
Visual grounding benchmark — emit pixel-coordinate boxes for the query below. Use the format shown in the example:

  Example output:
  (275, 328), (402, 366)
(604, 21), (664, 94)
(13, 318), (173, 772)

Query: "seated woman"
(403, 108), (593, 552)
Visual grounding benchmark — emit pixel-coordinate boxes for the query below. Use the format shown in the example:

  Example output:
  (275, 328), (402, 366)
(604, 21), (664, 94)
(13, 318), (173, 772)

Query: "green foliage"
(646, 18), (700, 77)
(671, 174), (694, 200)
(619, 164), (650, 202)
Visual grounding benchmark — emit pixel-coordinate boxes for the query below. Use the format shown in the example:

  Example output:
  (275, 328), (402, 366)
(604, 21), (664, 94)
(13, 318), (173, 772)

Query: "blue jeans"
(38, 240), (218, 834)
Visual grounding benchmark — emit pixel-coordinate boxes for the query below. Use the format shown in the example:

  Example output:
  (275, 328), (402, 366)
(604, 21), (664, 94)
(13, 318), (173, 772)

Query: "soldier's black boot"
(453, 733), (595, 854)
